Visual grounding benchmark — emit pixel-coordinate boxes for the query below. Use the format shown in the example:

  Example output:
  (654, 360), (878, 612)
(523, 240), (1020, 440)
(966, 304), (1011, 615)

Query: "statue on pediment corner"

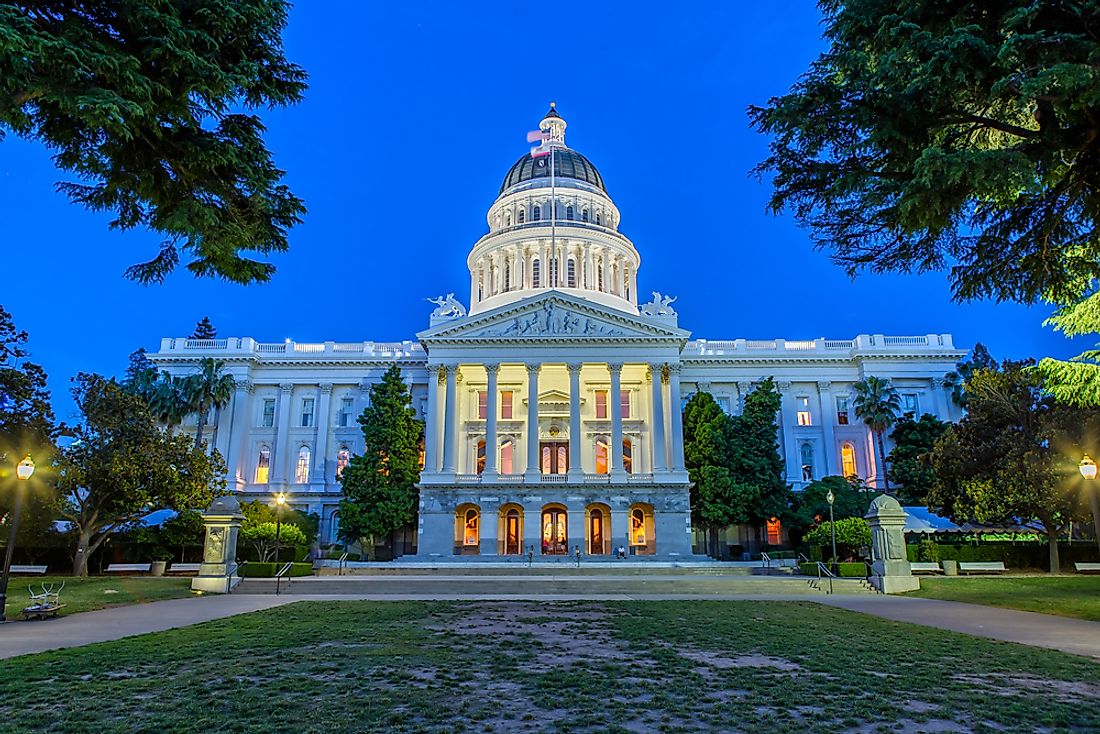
(427, 293), (467, 322)
(640, 291), (677, 317)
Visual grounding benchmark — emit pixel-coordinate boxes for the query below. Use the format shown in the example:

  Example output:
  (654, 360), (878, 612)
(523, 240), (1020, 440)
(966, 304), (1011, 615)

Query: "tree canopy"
(788, 475), (874, 533)
(887, 413), (949, 505)
(190, 317), (217, 340)
(750, 1), (1100, 306)
(0, 1), (307, 284)
(241, 521), (307, 562)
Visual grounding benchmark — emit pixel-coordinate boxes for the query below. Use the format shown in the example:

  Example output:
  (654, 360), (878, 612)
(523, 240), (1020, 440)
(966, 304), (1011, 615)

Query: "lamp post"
(0, 455), (35, 622)
(1080, 455), (1100, 553)
(826, 488), (839, 576)
(274, 492), (286, 595)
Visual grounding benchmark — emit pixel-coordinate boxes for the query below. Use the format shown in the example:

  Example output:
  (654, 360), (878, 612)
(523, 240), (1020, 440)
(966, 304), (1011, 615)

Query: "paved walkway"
(3, 592), (1100, 660)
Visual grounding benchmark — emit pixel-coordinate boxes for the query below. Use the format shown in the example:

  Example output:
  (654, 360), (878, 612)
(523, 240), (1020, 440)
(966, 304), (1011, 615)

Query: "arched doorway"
(454, 504), (480, 555)
(586, 504), (611, 555)
(630, 504), (656, 556)
(541, 505), (568, 555)
(499, 504), (524, 555)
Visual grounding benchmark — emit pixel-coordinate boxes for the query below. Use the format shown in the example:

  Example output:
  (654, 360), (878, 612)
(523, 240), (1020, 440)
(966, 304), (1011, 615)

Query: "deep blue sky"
(1, 1), (1085, 422)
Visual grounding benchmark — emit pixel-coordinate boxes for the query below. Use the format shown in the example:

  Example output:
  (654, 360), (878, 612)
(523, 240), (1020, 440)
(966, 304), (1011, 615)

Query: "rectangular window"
(836, 397), (849, 425)
(500, 391), (513, 419)
(796, 396), (812, 426)
(620, 389), (630, 419)
(261, 398), (275, 428)
(595, 390), (608, 419)
(255, 448), (270, 484)
(337, 398), (354, 427)
(301, 398), (315, 428)
(478, 390), (488, 420)
(903, 393), (919, 415)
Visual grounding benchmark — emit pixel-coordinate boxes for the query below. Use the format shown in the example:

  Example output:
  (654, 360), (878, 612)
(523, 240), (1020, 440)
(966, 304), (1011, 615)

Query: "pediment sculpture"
(640, 291), (677, 317)
(477, 303), (628, 337)
(427, 293), (467, 324)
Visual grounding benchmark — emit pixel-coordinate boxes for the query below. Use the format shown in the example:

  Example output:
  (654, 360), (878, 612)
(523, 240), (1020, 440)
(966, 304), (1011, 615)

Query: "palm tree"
(183, 359), (235, 450)
(852, 376), (902, 494)
(147, 372), (189, 433)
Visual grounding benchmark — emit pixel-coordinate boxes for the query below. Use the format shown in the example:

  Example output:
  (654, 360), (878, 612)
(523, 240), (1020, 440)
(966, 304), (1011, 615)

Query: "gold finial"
(550, 101), (556, 109)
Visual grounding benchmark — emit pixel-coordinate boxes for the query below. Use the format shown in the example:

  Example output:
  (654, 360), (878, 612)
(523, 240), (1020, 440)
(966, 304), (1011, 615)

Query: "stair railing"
(275, 561), (293, 595)
(761, 551), (771, 569)
(815, 561), (835, 595)
(338, 552), (349, 576)
(226, 561), (246, 594)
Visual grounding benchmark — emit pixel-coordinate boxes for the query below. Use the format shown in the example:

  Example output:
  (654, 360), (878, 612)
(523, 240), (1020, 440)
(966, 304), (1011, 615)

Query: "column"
(649, 365), (667, 473)
(931, 376), (950, 419)
(424, 366), (442, 473)
(540, 242), (549, 287)
(601, 249), (610, 292)
(609, 363), (625, 477)
(519, 247), (528, 289)
(271, 383), (293, 485)
(567, 363), (583, 479)
(816, 380), (835, 476)
(441, 365), (458, 473)
(736, 380), (752, 415)
(668, 365), (686, 471)
(223, 380), (253, 486)
(525, 364), (540, 477)
(777, 381), (800, 483)
(584, 245), (593, 290)
(485, 364), (500, 477)
(313, 383), (333, 484)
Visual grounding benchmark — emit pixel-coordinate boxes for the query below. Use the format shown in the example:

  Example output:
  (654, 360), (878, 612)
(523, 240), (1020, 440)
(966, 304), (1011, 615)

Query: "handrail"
(275, 562), (293, 578)
(761, 551), (771, 568)
(815, 561), (835, 594)
(226, 561), (246, 594)
(338, 552), (349, 577)
(798, 552), (810, 565)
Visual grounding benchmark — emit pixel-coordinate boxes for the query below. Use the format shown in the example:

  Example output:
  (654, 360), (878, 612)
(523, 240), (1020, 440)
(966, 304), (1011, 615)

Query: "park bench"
(958, 561), (1006, 575)
(167, 563), (201, 574)
(1074, 562), (1100, 574)
(105, 563), (152, 574)
(909, 562), (942, 574)
(9, 565), (47, 575)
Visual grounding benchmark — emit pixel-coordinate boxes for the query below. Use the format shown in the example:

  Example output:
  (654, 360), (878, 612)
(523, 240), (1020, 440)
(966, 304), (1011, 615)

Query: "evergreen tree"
(730, 378), (790, 530)
(887, 413), (949, 505)
(788, 476), (872, 533)
(943, 343), (997, 408)
(0, 1), (307, 284)
(338, 365), (423, 556)
(1038, 301), (1100, 406)
(683, 392), (736, 556)
(852, 376), (901, 493)
(190, 317), (217, 340)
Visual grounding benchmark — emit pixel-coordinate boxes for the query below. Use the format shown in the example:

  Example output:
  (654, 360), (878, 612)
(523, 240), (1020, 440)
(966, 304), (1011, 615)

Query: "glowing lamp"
(826, 489), (835, 506)
(1081, 455), (1098, 481)
(275, 492), (287, 506)
(16, 455), (34, 481)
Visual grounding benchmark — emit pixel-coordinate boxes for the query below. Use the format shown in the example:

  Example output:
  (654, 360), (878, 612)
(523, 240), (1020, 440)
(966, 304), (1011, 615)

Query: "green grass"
(909, 576), (1100, 622)
(1, 600), (1098, 733)
(5, 575), (193, 620)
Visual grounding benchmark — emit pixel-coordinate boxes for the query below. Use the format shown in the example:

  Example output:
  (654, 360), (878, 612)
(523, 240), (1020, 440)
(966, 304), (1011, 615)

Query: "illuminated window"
(463, 508), (479, 546)
(532, 258), (541, 287)
(566, 205), (574, 220)
(623, 438), (633, 474)
(902, 393), (919, 415)
(500, 391), (513, 419)
(595, 390), (608, 419)
(567, 259), (576, 287)
(796, 396), (812, 426)
(800, 443), (814, 481)
(500, 440), (513, 474)
(595, 438), (609, 474)
(336, 447), (350, 478)
(476, 440), (486, 475)
(518, 209), (525, 224)
(255, 446), (270, 484)
(766, 517), (782, 546)
(532, 205), (541, 222)
(300, 398), (315, 428)
(836, 396), (850, 425)
(478, 391), (488, 420)
(295, 446), (310, 484)
(620, 389), (631, 419)
(631, 508), (646, 546)
(841, 443), (857, 478)
(337, 397), (354, 427)
(261, 398), (275, 428)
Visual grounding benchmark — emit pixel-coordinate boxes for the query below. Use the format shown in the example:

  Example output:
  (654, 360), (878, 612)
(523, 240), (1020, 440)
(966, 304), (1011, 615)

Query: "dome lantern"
(540, 102), (567, 146)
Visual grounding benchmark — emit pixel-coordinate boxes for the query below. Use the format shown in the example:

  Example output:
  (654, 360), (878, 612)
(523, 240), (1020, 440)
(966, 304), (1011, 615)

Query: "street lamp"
(274, 492), (286, 595)
(0, 455), (35, 622)
(826, 488), (839, 576)
(1080, 455), (1100, 553)
(1080, 454), (1097, 481)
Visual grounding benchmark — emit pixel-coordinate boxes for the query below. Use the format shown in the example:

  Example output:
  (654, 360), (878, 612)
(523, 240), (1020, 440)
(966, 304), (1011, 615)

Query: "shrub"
(240, 522), (308, 562)
(916, 538), (941, 563)
(239, 562), (313, 578)
(804, 517), (871, 549)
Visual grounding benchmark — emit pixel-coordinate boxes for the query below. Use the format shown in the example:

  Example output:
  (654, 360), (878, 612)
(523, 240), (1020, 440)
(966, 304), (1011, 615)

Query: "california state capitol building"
(150, 105), (966, 560)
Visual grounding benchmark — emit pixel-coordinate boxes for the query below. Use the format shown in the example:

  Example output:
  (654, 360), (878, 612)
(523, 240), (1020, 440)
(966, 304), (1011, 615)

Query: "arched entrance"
(541, 505), (568, 555)
(454, 504), (480, 555)
(499, 504), (524, 555)
(630, 503), (656, 556)
(586, 504), (611, 555)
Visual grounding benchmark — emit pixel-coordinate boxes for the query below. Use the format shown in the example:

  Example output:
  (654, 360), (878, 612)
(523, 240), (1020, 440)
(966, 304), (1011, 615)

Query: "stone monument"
(192, 493), (246, 594)
(865, 495), (919, 594)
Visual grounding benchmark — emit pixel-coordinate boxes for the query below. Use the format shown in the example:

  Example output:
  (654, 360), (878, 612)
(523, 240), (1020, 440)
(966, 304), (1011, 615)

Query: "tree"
(147, 373), (190, 431)
(240, 500), (319, 543)
(683, 392), (737, 556)
(241, 522), (306, 563)
(804, 517), (872, 558)
(0, 1), (307, 284)
(58, 374), (225, 576)
(0, 305), (57, 463)
(730, 379), (790, 531)
(159, 509), (206, 562)
(338, 365), (423, 555)
(852, 376), (901, 493)
(190, 318), (217, 340)
(1037, 301), (1100, 407)
(928, 362), (1100, 573)
(887, 413), (949, 505)
(750, 1), (1100, 307)
(943, 343), (997, 408)
(788, 476), (872, 532)
(182, 359), (235, 450)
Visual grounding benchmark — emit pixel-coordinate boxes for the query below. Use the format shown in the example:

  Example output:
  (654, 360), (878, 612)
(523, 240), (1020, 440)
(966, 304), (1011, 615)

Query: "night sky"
(1, 2), (1085, 421)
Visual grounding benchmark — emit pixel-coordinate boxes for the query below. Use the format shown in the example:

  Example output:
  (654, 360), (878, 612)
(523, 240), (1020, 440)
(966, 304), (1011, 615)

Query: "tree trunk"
(1046, 525), (1061, 574)
(1090, 484), (1100, 555)
(73, 529), (94, 577)
(194, 401), (207, 450)
(876, 431), (891, 493)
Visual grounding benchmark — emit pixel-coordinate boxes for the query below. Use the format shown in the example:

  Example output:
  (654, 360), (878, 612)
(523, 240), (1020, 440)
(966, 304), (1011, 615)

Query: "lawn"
(1, 600), (1098, 733)
(4, 575), (193, 620)
(909, 576), (1100, 622)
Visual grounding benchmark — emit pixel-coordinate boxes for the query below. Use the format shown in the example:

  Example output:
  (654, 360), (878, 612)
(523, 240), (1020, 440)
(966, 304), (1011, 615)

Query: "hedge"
(905, 542), (1100, 571)
(798, 562), (868, 578)
(239, 562), (314, 578)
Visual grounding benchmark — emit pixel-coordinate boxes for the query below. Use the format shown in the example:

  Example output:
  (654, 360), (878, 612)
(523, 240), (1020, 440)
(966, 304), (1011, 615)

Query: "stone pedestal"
(865, 495), (919, 594)
(192, 494), (246, 594)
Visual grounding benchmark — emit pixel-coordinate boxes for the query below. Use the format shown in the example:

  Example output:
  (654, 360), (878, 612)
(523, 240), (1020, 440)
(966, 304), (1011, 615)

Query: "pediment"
(417, 291), (690, 344)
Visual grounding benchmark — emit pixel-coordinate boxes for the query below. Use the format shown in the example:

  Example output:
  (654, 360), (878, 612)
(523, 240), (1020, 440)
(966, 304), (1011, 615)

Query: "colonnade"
(472, 242), (634, 304)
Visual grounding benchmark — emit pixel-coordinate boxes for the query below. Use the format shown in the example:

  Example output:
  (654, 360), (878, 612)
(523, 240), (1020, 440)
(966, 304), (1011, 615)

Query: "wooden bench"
(910, 562), (942, 574)
(167, 563), (201, 574)
(105, 563), (152, 574)
(9, 565), (47, 575)
(958, 561), (1006, 575)
(1075, 562), (1100, 574)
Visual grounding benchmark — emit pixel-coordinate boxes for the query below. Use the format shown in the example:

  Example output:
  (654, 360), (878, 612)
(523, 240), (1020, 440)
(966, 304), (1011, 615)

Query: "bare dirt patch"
(676, 649), (803, 671)
(954, 673), (1100, 702)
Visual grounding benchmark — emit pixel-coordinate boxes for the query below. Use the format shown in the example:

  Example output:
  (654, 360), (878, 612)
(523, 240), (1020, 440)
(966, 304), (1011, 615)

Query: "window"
(567, 259), (576, 287)
(336, 447), (350, 478)
(836, 396), (850, 425)
(841, 443), (857, 478)
(766, 517), (782, 546)
(624, 266), (631, 300)
(301, 398), (315, 428)
(261, 398), (275, 428)
(295, 446), (310, 484)
(595, 438), (609, 474)
(505, 212), (511, 227)
(597, 259), (604, 291)
(582, 208), (589, 222)
(255, 446), (270, 484)
(337, 398), (354, 427)
(796, 396), (812, 426)
(463, 508), (479, 546)
(518, 209), (525, 224)
(504, 260), (511, 290)
(595, 211), (602, 225)
(623, 438), (633, 474)
(595, 390), (608, 419)
(631, 508), (646, 546)
(478, 390), (488, 420)
(500, 440), (514, 474)
(500, 391), (513, 419)
(532, 205), (541, 222)
(800, 443), (814, 481)
(476, 440), (486, 474)
(566, 205), (574, 220)
(620, 390), (631, 419)
(549, 256), (558, 286)
(902, 393), (919, 415)
(532, 258), (541, 287)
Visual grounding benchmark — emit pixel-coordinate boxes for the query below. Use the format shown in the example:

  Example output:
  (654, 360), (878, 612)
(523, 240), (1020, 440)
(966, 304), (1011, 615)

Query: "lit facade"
(150, 107), (965, 558)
